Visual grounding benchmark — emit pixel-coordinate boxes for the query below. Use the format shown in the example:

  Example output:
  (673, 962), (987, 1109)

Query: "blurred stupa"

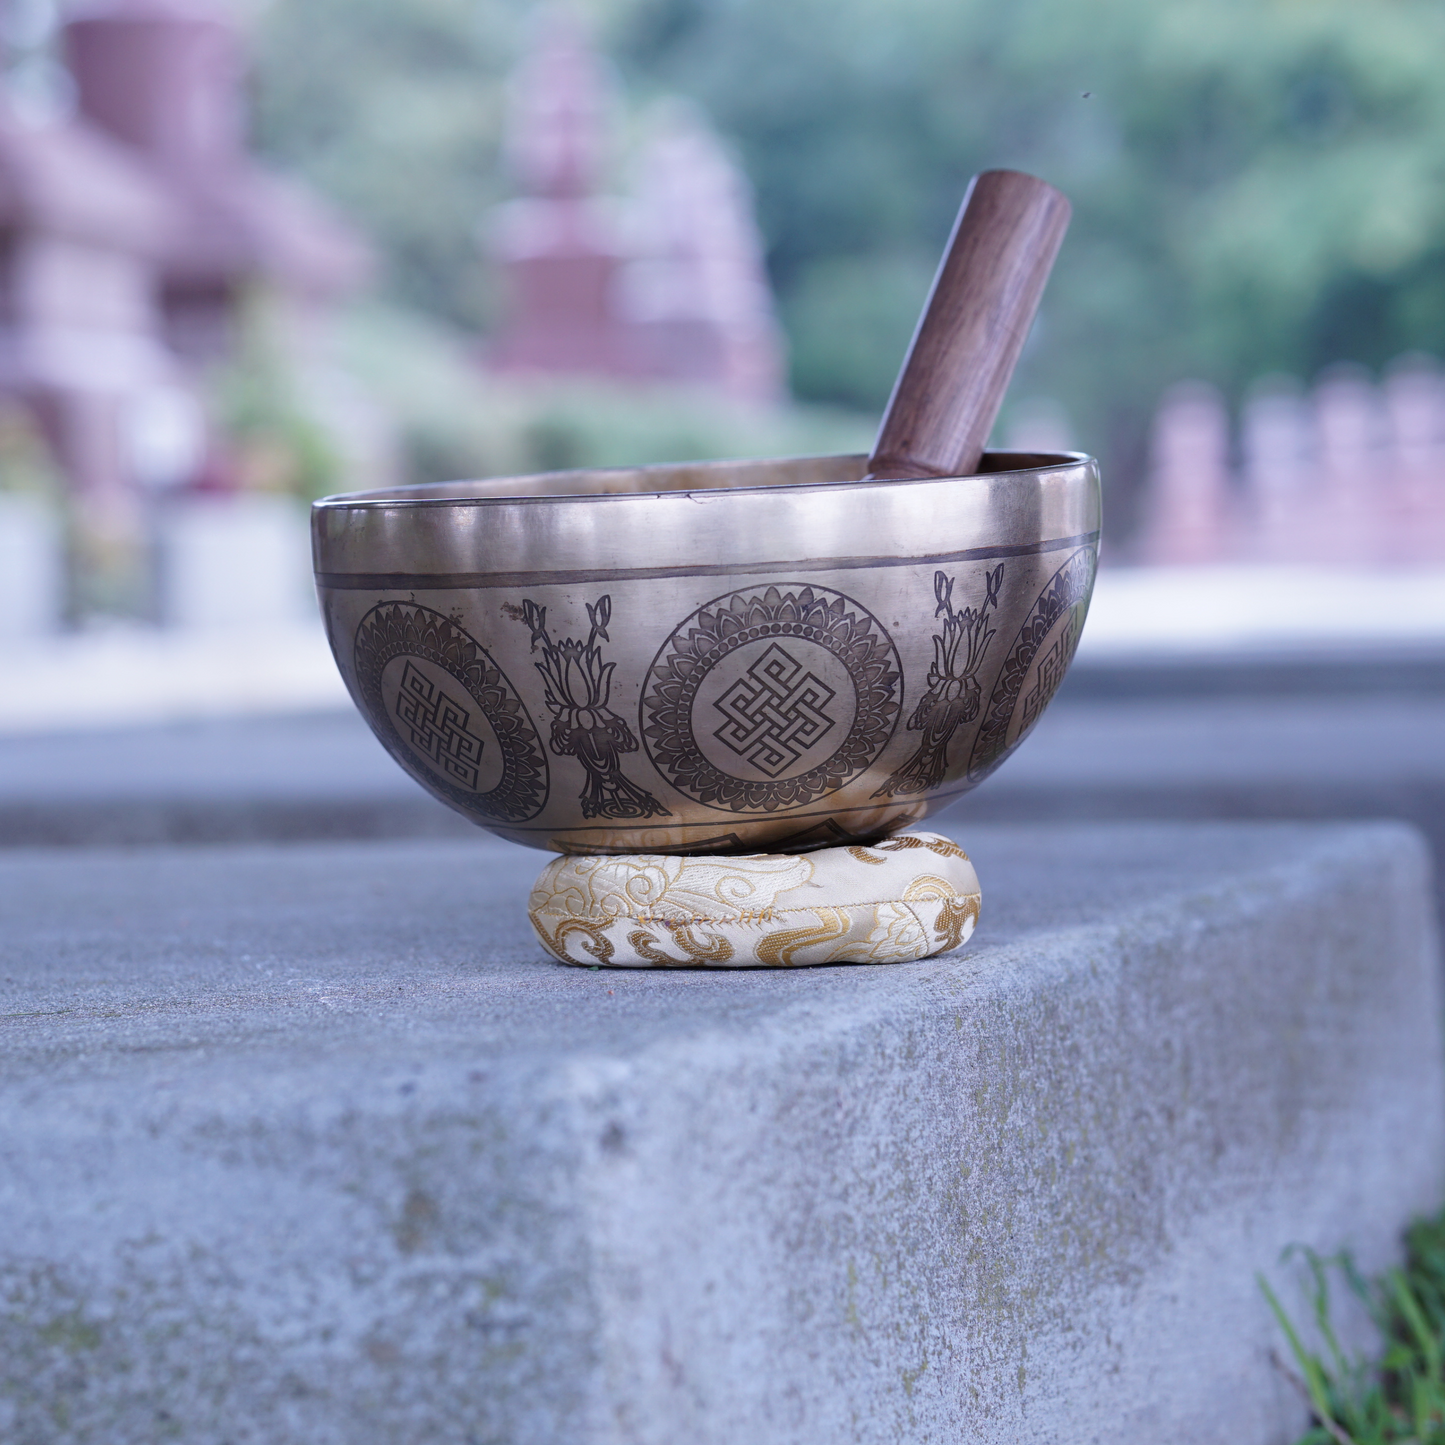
(616, 101), (786, 405)
(0, 0), (370, 618)
(486, 10), (785, 405)
(0, 11), (180, 613)
(487, 9), (628, 379)
(64, 0), (368, 365)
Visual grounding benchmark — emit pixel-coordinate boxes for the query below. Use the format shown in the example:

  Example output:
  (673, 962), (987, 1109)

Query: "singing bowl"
(312, 450), (1100, 855)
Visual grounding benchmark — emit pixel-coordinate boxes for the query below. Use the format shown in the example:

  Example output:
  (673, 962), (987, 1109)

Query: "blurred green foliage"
(0, 402), (64, 498)
(251, 0), (1445, 517)
(250, 0), (519, 331)
(212, 290), (345, 500)
(333, 302), (872, 485)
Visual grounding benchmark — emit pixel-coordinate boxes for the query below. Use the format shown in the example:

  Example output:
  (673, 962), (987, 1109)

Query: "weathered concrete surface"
(0, 822), (1440, 1444)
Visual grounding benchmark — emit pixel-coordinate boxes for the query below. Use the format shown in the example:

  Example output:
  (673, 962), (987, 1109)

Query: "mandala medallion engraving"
(967, 544), (1096, 782)
(642, 585), (901, 813)
(353, 602), (548, 823)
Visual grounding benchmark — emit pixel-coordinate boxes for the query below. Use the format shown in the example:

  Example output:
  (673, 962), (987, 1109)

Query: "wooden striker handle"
(868, 170), (1071, 480)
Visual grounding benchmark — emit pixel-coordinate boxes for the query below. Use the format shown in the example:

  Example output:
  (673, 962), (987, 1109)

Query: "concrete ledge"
(0, 711), (470, 849)
(0, 822), (1440, 1443)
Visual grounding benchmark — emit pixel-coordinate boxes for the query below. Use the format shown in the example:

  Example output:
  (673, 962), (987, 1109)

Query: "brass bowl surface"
(312, 450), (1100, 854)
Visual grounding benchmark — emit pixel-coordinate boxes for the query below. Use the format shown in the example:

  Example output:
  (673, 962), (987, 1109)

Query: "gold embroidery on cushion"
(901, 873), (980, 952)
(626, 923), (735, 967)
(876, 834), (969, 859)
(756, 907), (852, 967)
(846, 846), (889, 865)
(529, 831), (978, 967)
(933, 894), (980, 951)
(854, 900), (930, 962)
(902, 873), (949, 898)
(536, 916), (616, 966)
(846, 833), (969, 866)
(548, 853), (813, 925)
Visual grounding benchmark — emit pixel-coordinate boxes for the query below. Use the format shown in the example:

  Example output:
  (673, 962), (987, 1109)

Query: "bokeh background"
(0, 0), (1441, 873)
(1, 0), (1444, 644)
(249, 0), (1445, 543)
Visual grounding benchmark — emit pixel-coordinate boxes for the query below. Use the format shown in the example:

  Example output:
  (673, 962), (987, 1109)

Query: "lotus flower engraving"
(517, 595), (669, 821)
(875, 564), (1003, 798)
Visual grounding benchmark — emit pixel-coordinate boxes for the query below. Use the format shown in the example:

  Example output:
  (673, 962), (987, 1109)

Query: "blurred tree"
(608, 0), (1445, 524)
(0, 403), (65, 499)
(249, 0), (528, 329)
(210, 289), (344, 501)
(250, 0), (1445, 529)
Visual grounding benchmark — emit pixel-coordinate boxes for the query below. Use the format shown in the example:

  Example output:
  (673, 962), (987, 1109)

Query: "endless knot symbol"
(393, 660), (487, 790)
(711, 643), (837, 778)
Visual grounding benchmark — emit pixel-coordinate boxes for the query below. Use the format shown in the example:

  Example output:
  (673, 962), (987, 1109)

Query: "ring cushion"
(527, 832), (981, 969)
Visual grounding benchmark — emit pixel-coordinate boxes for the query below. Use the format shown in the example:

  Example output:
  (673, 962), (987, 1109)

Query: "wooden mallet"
(868, 169), (1072, 481)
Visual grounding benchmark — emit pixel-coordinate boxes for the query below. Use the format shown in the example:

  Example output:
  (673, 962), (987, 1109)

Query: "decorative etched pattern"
(394, 661), (489, 789)
(1018, 606), (1086, 734)
(642, 585), (901, 813)
(527, 830), (980, 969)
(353, 603), (547, 823)
(968, 545), (1097, 781)
(874, 565), (1004, 798)
(712, 643), (838, 777)
(512, 595), (669, 821)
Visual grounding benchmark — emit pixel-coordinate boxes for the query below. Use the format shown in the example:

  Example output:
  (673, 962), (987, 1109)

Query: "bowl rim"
(312, 449), (1095, 513)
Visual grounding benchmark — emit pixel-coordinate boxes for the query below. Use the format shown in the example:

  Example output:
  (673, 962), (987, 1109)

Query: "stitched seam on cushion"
(904, 898), (959, 955)
(899, 900), (936, 954)
(532, 893), (981, 926)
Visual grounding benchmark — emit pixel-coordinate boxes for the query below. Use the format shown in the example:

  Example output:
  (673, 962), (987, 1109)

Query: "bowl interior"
(317, 450), (1086, 506)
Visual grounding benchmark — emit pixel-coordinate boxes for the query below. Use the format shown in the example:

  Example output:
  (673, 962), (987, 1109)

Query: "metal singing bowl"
(312, 450), (1101, 855)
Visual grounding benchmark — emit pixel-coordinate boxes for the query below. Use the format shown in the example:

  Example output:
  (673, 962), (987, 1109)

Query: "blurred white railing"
(0, 491), (344, 733)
